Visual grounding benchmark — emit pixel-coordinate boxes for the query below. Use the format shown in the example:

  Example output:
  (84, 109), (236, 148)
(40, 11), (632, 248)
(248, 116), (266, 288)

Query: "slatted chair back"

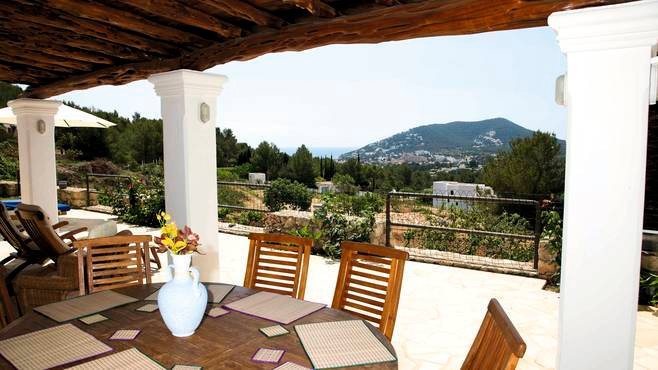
(244, 233), (312, 300)
(15, 204), (70, 262)
(331, 241), (408, 341)
(461, 298), (527, 370)
(0, 202), (26, 254)
(74, 235), (152, 296)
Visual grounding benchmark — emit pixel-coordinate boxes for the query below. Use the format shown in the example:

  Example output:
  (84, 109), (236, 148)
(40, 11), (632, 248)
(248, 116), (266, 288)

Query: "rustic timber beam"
(0, 2), (180, 56)
(115, 0), (245, 37)
(35, 0), (227, 44)
(374, 0), (397, 5)
(0, 65), (59, 85)
(198, 0), (286, 28)
(0, 38), (114, 65)
(0, 52), (82, 74)
(0, 39), (114, 65)
(283, 0), (337, 17)
(0, 48), (94, 72)
(22, 0), (631, 98)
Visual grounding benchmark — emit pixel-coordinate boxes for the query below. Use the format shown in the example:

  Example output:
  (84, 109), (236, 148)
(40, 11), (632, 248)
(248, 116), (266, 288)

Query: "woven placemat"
(295, 320), (396, 369)
(0, 323), (112, 370)
(252, 348), (285, 364)
(260, 325), (289, 337)
(66, 348), (165, 369)
(79, 314), (108, 325)
(224, 292), (324, 324)
(34, 290), (139, 322)
(274, 362), (310, 370)
(145, 284), (234, 303)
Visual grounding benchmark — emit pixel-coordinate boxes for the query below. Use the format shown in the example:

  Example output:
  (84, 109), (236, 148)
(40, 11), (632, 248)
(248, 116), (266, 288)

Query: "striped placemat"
(295, 320), (396, 369)
(66, 348), (165, 369)
(34, 290), (139, 322)
(224, 291), (324, 324)
(0, 323), (112, 370)
(145, 284), (234, 303)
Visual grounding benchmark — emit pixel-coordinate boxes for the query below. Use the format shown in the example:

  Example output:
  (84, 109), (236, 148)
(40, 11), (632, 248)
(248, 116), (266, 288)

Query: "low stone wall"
(58, 187), (98, 208)
(0, 180), (18, 197)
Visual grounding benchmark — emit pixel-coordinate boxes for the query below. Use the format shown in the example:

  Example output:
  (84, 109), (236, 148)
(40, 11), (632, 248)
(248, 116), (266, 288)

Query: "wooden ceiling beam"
(115, 0), (245, 37)
(198, 0), (286, 28)
(283, 0), (337, 17)
(0, 52), (81, 74)
(0, 38), (115, 65)
(0, 2), (179, 57)
(35, 0), (222, 44)
(0, 48), (95, 71)
(0, 64), (60, 85)
(22, 0), (630, 98)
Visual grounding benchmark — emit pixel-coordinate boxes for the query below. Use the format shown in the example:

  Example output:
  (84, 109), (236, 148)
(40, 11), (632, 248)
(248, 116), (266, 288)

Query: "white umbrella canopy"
(0, 104), (116, 128)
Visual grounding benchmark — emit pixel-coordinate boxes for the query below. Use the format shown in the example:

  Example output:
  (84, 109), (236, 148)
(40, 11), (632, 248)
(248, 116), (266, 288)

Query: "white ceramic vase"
(157, 253), (208, 337)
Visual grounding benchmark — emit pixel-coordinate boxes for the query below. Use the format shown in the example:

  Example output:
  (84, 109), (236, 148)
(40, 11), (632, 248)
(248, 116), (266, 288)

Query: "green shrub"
(0, 141), (18, 181)
(318, 193), (383, 216)
(313, 196), (375, 258)
(217, 168), (240, 181)
(332, 174), (359, 195)
(218, 207), (232, 220)
(218, 185), (246, 207)
(264, 179), (311, 211)
(640, 270), (658, 306)
(107, 177), (164, 227)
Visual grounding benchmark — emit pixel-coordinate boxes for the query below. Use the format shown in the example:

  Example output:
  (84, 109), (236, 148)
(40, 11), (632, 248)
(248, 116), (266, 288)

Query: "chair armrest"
(59, 227), (88, 242)
(52, 221), (69, 230)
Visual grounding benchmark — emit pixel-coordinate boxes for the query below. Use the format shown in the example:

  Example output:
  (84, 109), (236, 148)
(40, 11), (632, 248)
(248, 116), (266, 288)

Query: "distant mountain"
(339, 118), (565, 164)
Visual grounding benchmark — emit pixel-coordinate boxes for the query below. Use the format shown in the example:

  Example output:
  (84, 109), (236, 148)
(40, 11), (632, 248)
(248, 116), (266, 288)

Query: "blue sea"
(281, 147), (356, 158)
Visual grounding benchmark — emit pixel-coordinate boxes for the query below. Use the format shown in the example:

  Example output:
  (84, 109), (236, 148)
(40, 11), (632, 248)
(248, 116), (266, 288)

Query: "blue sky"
(55, 26), (566, 149)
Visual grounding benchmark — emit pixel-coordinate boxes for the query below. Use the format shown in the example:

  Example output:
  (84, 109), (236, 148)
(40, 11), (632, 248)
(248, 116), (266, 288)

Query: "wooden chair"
(331, 241), (408, 341)
(15, 204), (87, 264)
(74, 235), (152, 296)
(244, 233), (312, 300)
(461, 299), (527, 370)
(0, 266), (17, 328)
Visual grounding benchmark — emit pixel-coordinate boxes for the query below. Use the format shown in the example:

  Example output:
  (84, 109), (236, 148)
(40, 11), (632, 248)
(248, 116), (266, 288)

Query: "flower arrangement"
(154, 212), (201, 255)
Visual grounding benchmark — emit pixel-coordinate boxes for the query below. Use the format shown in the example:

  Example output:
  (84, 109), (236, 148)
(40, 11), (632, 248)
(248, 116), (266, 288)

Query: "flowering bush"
(153, 212), (201, 255)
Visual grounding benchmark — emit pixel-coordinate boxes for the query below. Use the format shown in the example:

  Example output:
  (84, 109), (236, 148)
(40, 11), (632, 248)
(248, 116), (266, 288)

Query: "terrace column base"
(149, 69), (228, 282)
(549, 1), (658, 369)
(8, 98), (61, 222)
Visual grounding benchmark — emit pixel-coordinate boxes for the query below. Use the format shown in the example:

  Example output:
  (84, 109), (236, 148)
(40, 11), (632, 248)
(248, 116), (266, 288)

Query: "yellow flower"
(163, 213), (171, 221)
(172, 240), (187, 254)
(156, 214), (161, 221)
(161, 237), (174, 248)
(160, 223), (178, 238)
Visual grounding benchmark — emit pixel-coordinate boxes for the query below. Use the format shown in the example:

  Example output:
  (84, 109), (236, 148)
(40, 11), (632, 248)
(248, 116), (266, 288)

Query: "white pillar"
(8, 98), (61, 222)
(149, 70), (227, 282)
(549, 1), (658, 369)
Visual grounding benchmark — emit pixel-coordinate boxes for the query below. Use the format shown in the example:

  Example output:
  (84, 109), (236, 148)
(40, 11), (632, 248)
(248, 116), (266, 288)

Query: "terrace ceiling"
(2, 0), (632, 98)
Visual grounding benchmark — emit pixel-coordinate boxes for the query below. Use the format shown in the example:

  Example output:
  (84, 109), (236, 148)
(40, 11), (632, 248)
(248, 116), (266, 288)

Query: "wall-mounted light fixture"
(555, 74), (567, 107)
(36, 119), (46, 134)
(200, 102), (210, 123)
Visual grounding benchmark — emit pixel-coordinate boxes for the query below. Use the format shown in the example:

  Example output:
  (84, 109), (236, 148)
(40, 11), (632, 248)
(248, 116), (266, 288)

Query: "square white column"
(8, 98), (61, 222)
(149, 69), (227, 282)
(549, 1), (658, 368)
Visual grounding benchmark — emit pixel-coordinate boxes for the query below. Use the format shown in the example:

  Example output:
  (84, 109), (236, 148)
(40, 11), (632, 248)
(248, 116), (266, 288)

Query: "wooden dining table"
(0, 283), (398, 369)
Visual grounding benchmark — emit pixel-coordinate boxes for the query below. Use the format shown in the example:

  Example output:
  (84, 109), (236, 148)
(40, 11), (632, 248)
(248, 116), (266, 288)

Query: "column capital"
(548, 0), (658, 53)
(8, 98), (61, 116)
(148, 69), (228, 98)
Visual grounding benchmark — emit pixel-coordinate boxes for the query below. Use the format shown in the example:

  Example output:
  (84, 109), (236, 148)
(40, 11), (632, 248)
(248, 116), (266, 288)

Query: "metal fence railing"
(385, 191), (542, 270)
(217, 181), (271, 212)
(85, 173), (133, 207)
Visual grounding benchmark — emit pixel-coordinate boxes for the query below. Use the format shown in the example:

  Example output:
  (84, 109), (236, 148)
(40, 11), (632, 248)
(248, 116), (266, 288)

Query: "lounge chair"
(14, 204), (86, 264)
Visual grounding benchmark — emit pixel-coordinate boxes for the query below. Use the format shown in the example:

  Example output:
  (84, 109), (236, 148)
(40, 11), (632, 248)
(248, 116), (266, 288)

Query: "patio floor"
(2, 209), (658, 369)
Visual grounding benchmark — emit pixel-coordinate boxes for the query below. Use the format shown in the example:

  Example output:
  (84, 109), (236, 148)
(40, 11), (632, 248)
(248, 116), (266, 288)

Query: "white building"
(248, 173), (266, 184)
(432, 181), (494, 209)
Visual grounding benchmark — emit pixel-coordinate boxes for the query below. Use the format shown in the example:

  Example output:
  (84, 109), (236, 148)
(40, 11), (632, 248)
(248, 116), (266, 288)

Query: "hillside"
(340, 118), (564, 164)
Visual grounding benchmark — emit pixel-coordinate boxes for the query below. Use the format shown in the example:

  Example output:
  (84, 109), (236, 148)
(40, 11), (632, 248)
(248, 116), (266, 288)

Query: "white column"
(149, 69), (227, 282)
(8, 98), (61, 222)
(549, 1), (658, 369)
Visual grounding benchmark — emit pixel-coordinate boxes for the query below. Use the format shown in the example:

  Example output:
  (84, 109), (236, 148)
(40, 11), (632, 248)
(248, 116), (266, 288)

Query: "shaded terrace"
(1, 0), (657, 369)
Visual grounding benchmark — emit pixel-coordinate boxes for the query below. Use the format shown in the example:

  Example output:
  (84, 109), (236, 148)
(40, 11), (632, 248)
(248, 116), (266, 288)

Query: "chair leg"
(150, 247), (162, 269)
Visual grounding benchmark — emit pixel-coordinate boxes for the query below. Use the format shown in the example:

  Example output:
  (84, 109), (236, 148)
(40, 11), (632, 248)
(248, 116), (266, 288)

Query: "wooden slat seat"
(331, 241), (408, 341)
(244, 233), (312, 300)
(74, 235), (152, 295)
(461, 298), (527, 370)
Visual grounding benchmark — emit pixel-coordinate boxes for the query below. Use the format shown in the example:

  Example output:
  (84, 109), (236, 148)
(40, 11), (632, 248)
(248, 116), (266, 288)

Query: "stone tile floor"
(3, 210), (658, 369)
